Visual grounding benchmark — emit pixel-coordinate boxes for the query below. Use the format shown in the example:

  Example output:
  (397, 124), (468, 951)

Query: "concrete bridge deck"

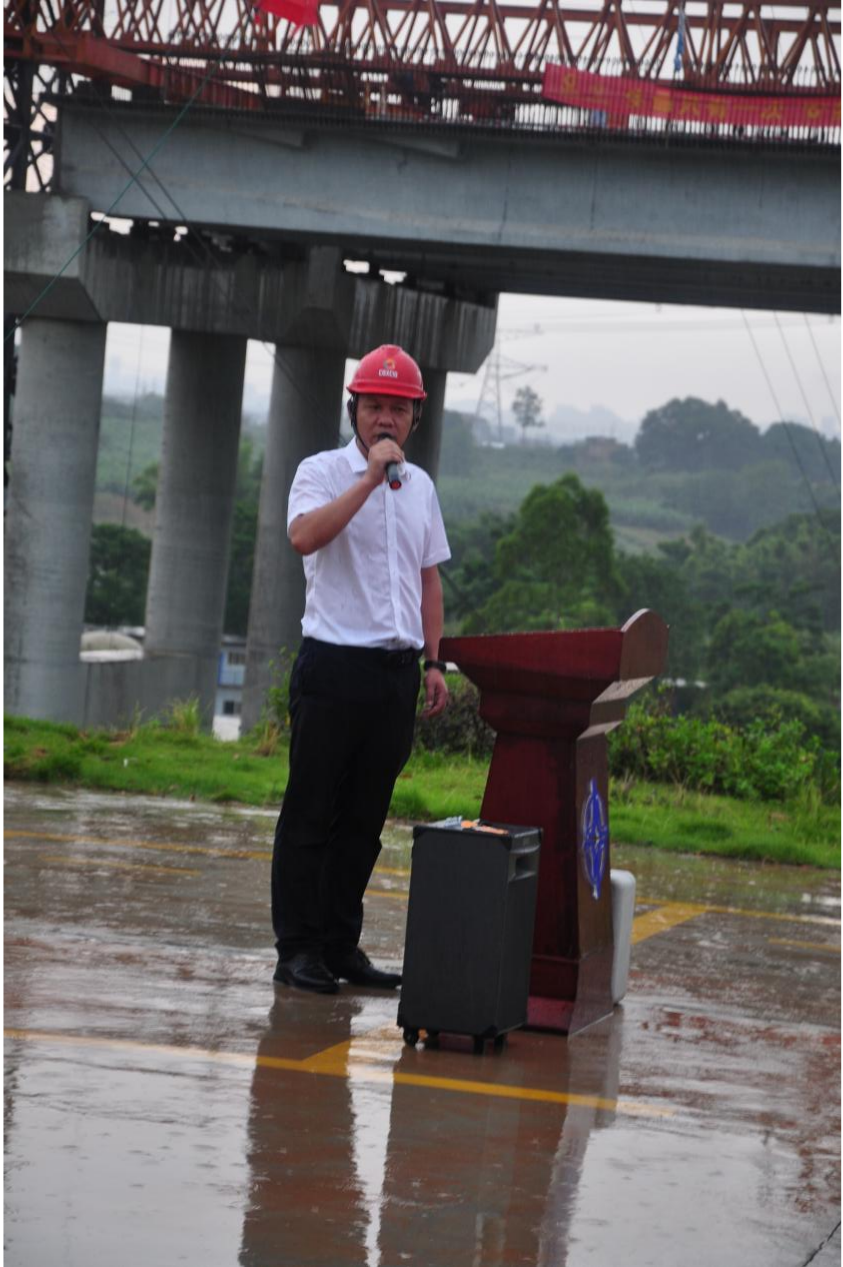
(55, 103), (841, 313)
(4, 783), (840, 1266)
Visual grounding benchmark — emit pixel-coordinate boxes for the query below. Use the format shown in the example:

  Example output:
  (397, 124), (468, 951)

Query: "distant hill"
(96, 392), (840, 554)
(446, 397), (635, 446)
(93, 491), (155, 537)
(545, 402), (639, 445)
(96, 393), (266, 504)
(96, 395), (165, 500)
(438, 403), (840, 548)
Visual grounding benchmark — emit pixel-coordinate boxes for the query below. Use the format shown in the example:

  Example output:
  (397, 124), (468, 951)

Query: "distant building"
(216, 636), (246, 718)
(82, 626), (247, 723)
(575, 436), (628, 462)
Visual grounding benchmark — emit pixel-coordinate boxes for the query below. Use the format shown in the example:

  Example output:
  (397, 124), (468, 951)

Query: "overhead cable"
(802, 314), (841, 429)
(741, 311), (838, 560)
(772, 312), (839, 487)
(121, 325), (145, 529)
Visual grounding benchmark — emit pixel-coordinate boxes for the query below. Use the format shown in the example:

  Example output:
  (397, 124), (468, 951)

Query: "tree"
(705, 609), (807, 696)
(614, 550), (705, 681)
(511, 386), (545, 444)
(85, 524), (152, 627)
(443, 511), (514, 625)
(762, 422), (841, 485)
(131, 461), (159, 510)
(733, 510), (841, 633)
(465, 474), (622, 633)
(635, 398), (761, 472)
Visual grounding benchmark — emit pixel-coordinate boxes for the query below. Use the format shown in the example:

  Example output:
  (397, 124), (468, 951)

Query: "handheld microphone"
(377, 433), (403, 491)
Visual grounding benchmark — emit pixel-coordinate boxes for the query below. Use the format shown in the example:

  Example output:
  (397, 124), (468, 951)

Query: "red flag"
(254, 0), (319, 26)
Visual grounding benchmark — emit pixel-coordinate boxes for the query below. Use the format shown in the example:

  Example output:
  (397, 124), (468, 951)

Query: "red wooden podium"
(440, 609), (668, 1036)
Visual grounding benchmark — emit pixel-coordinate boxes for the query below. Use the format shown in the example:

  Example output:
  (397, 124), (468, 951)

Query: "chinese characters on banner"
(542, 64), (841, 129)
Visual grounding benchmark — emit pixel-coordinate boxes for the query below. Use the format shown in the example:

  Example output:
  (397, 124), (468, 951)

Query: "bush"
(414, 676), (494, 758)
(412, 678), (839, 806)
(261, 654), (295, 731)
(254, 660), (494, 755)
(714, 685), (840, 751)
(609, 698), (839, 804)
(162, 696), (202, 738)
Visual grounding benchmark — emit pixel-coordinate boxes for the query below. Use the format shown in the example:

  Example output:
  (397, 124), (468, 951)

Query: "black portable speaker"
(397, 821), (541, 1049)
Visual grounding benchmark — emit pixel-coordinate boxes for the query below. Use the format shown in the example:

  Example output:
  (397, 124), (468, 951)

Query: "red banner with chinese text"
(542, 64), (841, 129)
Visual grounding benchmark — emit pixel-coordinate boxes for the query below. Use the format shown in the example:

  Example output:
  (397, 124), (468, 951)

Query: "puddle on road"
(4, 783), (840, 1267)
(5, 783), (839, 921)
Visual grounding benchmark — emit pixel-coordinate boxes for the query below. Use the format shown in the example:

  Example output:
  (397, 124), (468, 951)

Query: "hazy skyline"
(103, 294), (841, 444)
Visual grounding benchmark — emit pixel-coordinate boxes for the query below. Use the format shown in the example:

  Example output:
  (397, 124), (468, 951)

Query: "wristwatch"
(423, 659), (448, 673)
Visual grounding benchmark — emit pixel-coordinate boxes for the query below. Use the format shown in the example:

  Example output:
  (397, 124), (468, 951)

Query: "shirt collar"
(344, 436), (368, 473)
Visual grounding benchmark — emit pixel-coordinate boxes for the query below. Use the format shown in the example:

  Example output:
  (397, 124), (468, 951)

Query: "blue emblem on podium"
(580, 777), (608, 900)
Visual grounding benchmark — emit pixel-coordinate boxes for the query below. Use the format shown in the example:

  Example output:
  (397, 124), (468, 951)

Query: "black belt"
(302, 638), (420, 669)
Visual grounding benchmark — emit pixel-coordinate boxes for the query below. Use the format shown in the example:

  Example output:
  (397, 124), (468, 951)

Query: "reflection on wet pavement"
(4, 784), (840, 1266)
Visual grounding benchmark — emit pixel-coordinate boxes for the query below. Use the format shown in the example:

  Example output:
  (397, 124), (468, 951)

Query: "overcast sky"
(103, 294), (841, 444)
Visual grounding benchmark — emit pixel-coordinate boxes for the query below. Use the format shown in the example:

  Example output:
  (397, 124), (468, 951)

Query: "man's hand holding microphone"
(366, 434), (405, 491)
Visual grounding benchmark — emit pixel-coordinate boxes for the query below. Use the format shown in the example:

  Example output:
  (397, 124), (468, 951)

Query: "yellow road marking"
(389, 1070), (669, 1116)
(674, 901), (841, 928)
(3, 1026), (670, 1117)
(6, 829), (271, 862)
(300, 1038), (357, 1072)
(371, 870), (843, 929)
(631, 903), (709, 944)
(7, 829), (408, 876)
(39, 854), (200, 877)
(4, 1027), (290, 1069)
(768, 937), (841, 954)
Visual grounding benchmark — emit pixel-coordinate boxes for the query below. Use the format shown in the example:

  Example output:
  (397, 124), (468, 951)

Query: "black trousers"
(271, 638), (420, 961)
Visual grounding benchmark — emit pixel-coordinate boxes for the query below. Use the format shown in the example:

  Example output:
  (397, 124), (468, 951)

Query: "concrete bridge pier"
(4, 316), (107, 723)
(241, 346), (346, 732)
(406, 366), (446, 480)
(143, 329), (247, 726)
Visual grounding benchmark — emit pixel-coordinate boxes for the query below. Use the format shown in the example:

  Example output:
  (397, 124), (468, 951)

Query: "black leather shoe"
(327, 948), (402, 989)
(274, 952), (339, 994)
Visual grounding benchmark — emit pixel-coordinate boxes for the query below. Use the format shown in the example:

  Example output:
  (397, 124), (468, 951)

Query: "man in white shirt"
(272, 344), (451, 994)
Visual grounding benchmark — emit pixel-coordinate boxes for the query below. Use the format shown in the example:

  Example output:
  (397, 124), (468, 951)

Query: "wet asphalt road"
(4, 783), (840, 1267)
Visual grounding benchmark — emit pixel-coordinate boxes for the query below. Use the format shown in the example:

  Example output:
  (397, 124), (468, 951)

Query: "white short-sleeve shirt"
(287, 438), (451, 650)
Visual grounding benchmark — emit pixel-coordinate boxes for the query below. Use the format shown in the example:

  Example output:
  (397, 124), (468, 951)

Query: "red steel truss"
(4, 0), (841, 190)
(5, 0), (841, 93)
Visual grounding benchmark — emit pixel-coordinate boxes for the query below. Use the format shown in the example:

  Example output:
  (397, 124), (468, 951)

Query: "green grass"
(4, 714), (839, 868)
(610, 780), (839, 869)
(390, 749), (489, 821)
(3, 714), (289, 806)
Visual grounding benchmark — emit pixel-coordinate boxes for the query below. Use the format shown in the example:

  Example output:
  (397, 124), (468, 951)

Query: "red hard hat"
(347, 345), (427, 400)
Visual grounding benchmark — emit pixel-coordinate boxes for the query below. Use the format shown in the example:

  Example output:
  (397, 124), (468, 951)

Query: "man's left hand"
(421, 668), (449, 718)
